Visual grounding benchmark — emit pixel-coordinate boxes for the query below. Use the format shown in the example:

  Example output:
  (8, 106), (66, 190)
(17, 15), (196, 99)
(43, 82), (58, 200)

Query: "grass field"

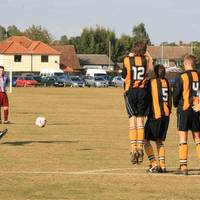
(0, 87), (200, 200)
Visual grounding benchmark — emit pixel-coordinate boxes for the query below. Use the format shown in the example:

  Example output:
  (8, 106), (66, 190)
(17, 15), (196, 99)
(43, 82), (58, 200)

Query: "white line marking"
(0, 167), (199, 177)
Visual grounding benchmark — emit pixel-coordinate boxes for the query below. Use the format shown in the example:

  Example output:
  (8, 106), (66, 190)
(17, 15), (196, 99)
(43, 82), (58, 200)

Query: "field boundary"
(0, 167), (200, 177)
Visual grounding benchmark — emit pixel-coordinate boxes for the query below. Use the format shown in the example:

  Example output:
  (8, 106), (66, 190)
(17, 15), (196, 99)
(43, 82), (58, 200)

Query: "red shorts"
(0, 92), (9, 107)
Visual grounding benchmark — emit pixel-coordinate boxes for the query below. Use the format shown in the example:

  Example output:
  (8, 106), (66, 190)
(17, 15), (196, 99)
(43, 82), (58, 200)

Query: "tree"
(76, 26), (117, 56)
(0, 25), (7, 41)
(192, 42), (200, 69)
(114, 34), (133, 62)
(60, 35), (69, 45)
(160, 41), (177, 46)
(24, 25), (53, 44)
(132, 23), (151, 45)
(7, 25), (23, 37)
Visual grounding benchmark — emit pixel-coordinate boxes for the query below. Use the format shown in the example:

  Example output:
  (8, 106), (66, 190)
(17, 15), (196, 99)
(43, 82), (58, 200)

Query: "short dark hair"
(184, 54), (196, 67)
(131, 42), (147, 56)
(0, 66), (4, 70)
(154, 64), (166, 78)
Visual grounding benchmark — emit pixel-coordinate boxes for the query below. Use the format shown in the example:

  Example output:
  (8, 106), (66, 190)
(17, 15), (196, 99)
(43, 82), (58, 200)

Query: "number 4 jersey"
(147, 78), (172, 119)
(122, 55), (148, 91)
(173, 70), (200, 111)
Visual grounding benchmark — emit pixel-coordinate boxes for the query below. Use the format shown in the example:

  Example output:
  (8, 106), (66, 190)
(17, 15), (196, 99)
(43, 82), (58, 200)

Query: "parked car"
(32, 75), (42, 86)
(85, 76), (108, 87)
(12, 76), (19, 87)
(54, 74), (71, 87)
(69, 76), (85, 87)
(16, 76), (38, 87)
(40, 76), (57, 87)
(111, 76), (124, 87)
(96, 74), (112, 86)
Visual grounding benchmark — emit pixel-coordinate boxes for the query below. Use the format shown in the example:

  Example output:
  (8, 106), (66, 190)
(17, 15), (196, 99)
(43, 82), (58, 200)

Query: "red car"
(16, 76), (38, 87)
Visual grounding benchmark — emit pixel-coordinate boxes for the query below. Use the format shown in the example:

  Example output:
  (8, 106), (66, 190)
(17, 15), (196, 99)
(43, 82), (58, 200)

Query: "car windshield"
(26, 77), (34, 80)
(94, 73), (106, 77)
(95, 77), (104, 81)
(54, 73), (64, 77)
(59, 74), (68, 79)
(71, 77), (81, 81)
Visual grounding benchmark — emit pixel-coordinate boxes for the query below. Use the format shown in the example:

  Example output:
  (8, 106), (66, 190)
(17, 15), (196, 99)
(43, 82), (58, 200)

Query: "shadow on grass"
(76, 148), (94, 151)
(167, 168), (200, 176)
(2, 140), (79, 146)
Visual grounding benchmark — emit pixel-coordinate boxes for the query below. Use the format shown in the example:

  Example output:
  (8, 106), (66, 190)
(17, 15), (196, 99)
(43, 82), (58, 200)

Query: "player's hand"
(192, 104), (200, 112)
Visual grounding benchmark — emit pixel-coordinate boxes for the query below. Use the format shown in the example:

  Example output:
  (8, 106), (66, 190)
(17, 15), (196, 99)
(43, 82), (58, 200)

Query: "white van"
(86, 69), (107, 77)
(40, 68), (64, 77)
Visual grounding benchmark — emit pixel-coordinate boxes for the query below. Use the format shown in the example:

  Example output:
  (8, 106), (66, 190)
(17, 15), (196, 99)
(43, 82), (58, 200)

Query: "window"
(41, 55), (49, 62)
(155, 59), (169, 67)
(176, 60), (183, 67)
(14, 55), (22, 62)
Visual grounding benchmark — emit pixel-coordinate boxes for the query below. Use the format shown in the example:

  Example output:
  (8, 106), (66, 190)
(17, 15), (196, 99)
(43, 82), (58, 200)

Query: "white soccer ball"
(35, 117), (47, 128)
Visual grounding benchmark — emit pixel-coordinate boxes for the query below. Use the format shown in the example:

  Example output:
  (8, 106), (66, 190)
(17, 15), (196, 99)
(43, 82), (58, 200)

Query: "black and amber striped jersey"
(122, 55), (148, 91)
(173, 70), (200, 111)
(148, 78), (172, 119)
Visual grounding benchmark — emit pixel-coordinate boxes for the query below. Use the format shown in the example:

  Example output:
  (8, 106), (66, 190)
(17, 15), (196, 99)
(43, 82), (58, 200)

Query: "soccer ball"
(35, 117), (47, 128)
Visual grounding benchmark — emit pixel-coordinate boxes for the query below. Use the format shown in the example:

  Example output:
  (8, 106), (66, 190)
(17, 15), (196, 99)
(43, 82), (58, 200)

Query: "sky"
(0, 0), (199, 44)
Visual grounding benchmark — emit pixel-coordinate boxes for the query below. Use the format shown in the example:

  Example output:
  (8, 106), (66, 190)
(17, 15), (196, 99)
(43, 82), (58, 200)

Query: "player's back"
(173, 70), (200, 111)
(123, 55), (148, 91)
(148, 77), (171, 119)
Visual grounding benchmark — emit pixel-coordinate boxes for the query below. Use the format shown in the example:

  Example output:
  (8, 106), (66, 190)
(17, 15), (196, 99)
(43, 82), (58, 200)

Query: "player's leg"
(144, 140), (158, 172)
(136, 116), (145, 163)
(177, 131), (188, 175)
(156, 139), (166, 173)
(129, 116), (138, 164)
(0, 128), (8, 140)
(192, 131), (200, 158)
(3, 106), (9, 124)
(0, 106), (1, 123)
(191, 110), (200, 159)
(2, 93), (9, 124)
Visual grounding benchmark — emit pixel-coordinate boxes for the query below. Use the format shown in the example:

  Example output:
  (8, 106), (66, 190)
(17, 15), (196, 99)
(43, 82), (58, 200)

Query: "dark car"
(54, 74), (72, 87)
(32, 75), (42, 86)
(69, 76), (85, 87)
(41, 76), (57, 87)
(12, 76), (19, 87)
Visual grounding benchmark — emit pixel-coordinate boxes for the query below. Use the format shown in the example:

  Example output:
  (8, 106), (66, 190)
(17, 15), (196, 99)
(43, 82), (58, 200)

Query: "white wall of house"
(32, 55), (60, 71)
(0, 54), (60, 72)
(0, 54), (31, 72)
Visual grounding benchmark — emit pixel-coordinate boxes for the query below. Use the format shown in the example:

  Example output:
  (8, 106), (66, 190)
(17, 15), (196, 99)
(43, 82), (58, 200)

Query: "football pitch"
(0, 87), (200, 200)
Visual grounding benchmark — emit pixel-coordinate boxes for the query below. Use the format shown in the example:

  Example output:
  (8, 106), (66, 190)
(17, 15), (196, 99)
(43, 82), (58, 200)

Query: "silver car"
(112, 76), (124, 87)
(85, 76), (108, 87)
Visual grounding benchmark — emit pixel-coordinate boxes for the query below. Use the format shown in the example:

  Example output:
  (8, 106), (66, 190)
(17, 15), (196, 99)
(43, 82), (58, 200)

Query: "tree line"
(0, 23), (200, 64)
(0, 23), (150, 62)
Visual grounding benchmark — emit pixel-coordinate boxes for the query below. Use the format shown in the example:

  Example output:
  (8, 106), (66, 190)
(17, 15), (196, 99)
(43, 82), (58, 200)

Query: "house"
(52, 45), (80, 72)
(0, 36), (61, 73)
(147, 46), (192, 68)
(77, 54), (115, 71)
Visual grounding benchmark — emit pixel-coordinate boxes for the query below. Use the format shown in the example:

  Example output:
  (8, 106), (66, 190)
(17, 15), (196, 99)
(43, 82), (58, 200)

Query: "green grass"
(0, 87), (199, 200)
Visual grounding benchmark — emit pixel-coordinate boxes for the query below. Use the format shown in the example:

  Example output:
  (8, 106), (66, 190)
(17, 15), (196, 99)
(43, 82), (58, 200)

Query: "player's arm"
(121, 57), (127, 79)
(168, 82), (173, 113)
(145, 51), (153, 73)
(173, 75), (182, 108)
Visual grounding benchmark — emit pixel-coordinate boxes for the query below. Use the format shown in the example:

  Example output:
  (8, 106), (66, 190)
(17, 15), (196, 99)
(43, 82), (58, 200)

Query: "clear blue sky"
(0, 0), (199, 44)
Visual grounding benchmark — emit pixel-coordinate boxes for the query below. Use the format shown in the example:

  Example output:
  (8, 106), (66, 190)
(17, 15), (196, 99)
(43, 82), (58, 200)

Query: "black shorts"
(124, 88), (148, 118)
(177, 108), (200, 132)
(145, 116), (170, 141)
